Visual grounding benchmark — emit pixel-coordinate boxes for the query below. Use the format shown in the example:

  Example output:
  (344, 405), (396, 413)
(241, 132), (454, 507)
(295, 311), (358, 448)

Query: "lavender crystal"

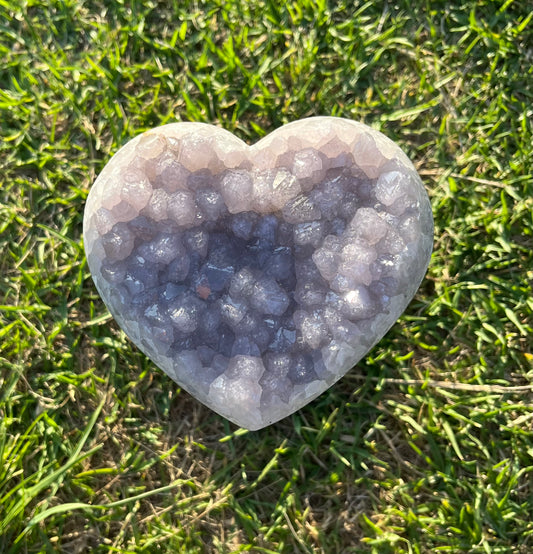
(83, 117), (433, 430)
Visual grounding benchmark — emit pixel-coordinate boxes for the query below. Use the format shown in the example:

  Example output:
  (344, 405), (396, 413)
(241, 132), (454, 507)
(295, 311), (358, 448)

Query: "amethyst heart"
(83, 117), (433, 430)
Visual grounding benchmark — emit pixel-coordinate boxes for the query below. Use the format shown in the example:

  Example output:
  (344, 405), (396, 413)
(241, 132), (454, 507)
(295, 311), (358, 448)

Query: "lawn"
(1, 0), (533, 552)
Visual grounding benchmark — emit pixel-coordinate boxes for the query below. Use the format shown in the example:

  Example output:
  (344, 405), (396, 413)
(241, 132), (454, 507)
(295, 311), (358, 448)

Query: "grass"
(1, 0), (532, 551)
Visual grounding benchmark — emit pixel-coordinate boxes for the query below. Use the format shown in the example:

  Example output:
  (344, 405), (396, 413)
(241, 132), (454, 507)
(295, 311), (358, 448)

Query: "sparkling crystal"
(83, 117), (433, 430)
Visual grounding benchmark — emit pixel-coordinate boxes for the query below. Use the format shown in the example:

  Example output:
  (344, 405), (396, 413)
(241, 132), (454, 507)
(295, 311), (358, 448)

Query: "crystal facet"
(83, 117), (433, 430)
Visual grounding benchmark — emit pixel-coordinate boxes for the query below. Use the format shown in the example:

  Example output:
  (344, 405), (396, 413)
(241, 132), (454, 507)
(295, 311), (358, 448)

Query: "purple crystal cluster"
(83, 118), (433, 429)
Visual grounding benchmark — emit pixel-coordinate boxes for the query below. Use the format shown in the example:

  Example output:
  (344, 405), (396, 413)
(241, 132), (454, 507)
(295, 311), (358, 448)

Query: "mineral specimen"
(83, 117), (433, 430)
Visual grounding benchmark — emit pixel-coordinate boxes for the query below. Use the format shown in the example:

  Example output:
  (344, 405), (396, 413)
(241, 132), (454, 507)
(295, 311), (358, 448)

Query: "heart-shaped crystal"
(83, 117), (433, 430)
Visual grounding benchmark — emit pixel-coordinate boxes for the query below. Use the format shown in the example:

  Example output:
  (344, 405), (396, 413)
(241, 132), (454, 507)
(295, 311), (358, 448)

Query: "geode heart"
(83, 117), (433, 430)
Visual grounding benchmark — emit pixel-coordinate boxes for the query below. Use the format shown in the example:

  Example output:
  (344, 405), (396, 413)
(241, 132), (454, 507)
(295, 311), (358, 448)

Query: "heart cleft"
(83, 117), (433, 430)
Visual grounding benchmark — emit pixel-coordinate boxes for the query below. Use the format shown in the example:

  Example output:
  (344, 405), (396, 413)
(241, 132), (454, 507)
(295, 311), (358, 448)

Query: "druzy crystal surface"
(83, 117), (433, 430)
